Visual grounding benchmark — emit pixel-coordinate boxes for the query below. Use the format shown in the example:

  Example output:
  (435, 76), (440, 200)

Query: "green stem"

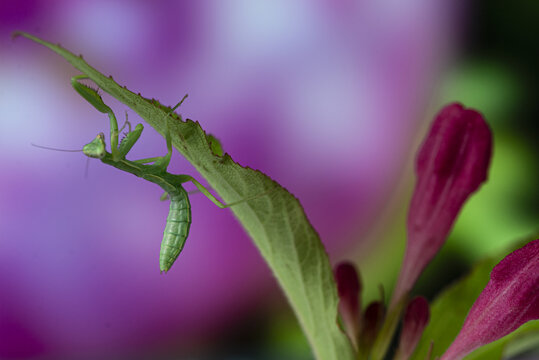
(370, 298), (407, 360)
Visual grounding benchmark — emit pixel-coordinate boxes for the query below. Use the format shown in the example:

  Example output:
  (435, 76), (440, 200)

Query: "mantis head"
(83, 133), (107, 159)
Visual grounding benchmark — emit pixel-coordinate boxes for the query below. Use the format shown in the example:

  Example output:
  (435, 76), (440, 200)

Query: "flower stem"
(369, 297), (407, 360)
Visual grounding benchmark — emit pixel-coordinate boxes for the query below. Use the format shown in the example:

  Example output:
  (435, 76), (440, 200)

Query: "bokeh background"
(0, 1), (537, 359)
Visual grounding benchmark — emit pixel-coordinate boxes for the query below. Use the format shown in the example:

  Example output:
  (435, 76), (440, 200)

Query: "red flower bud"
(358, 301), (386, 356)
(395, 296), (430, 360)
(441, 239), (539, 360)
(335, 262), (362, 348)
(392, 103), (492, 306)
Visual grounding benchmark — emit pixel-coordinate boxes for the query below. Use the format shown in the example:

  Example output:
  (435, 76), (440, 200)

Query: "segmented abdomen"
(159, 187), (191, 273)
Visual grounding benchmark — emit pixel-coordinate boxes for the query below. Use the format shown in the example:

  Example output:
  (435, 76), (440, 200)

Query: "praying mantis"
(71, 75), (243, 273)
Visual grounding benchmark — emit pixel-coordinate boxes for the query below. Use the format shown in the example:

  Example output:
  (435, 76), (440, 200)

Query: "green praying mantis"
(70, 75), (248, 273)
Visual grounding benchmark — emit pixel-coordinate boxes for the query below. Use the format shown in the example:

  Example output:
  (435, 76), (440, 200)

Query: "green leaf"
(15, 32), (355, 360)
(411, 258), (497, 360)
(464, 321), (539, 360)
(412, 237), (539, 360)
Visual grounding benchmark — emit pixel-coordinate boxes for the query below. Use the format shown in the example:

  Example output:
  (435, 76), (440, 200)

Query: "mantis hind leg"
(176, 175), (271, 209)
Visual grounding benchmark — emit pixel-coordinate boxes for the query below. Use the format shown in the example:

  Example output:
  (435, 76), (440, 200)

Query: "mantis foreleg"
(72, 75), (123, 161)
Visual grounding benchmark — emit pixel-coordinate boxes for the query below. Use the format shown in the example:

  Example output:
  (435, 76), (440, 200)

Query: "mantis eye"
(83, 133), (107, 159)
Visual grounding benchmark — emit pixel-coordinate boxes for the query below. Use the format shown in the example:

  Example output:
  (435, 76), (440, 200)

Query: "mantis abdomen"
(159, 185), (191, 273)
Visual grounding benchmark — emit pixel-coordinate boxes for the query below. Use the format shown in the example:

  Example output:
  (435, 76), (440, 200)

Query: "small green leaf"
(411, 258), (497, 360)
(412, 237), (539, 360)
(465, 321), (539, 360)
(15, 31), (355, 360)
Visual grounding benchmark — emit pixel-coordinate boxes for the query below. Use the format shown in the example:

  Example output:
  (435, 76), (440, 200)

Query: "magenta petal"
(335, 262), (362, 348)
(392, 103), (492, 306)
(441, 239), (539, 360)
(395, 297), (430, 360)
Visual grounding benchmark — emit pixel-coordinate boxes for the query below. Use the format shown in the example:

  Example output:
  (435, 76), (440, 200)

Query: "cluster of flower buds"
(335, 262), (430, 359)
(335, 103), (538, 359)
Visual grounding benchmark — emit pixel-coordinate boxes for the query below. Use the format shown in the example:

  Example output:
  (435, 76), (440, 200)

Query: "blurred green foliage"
(417, 0), (539, 298)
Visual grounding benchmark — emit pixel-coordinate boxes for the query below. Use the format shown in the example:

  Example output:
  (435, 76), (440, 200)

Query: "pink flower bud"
(441, 239), (539, 360)
(392, 103), (492, 306)
(395, 296), (430, 360)
(335, 262), (362, 348)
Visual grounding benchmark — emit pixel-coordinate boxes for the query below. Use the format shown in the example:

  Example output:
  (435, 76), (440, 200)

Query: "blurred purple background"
(0, 1), (458, 359)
